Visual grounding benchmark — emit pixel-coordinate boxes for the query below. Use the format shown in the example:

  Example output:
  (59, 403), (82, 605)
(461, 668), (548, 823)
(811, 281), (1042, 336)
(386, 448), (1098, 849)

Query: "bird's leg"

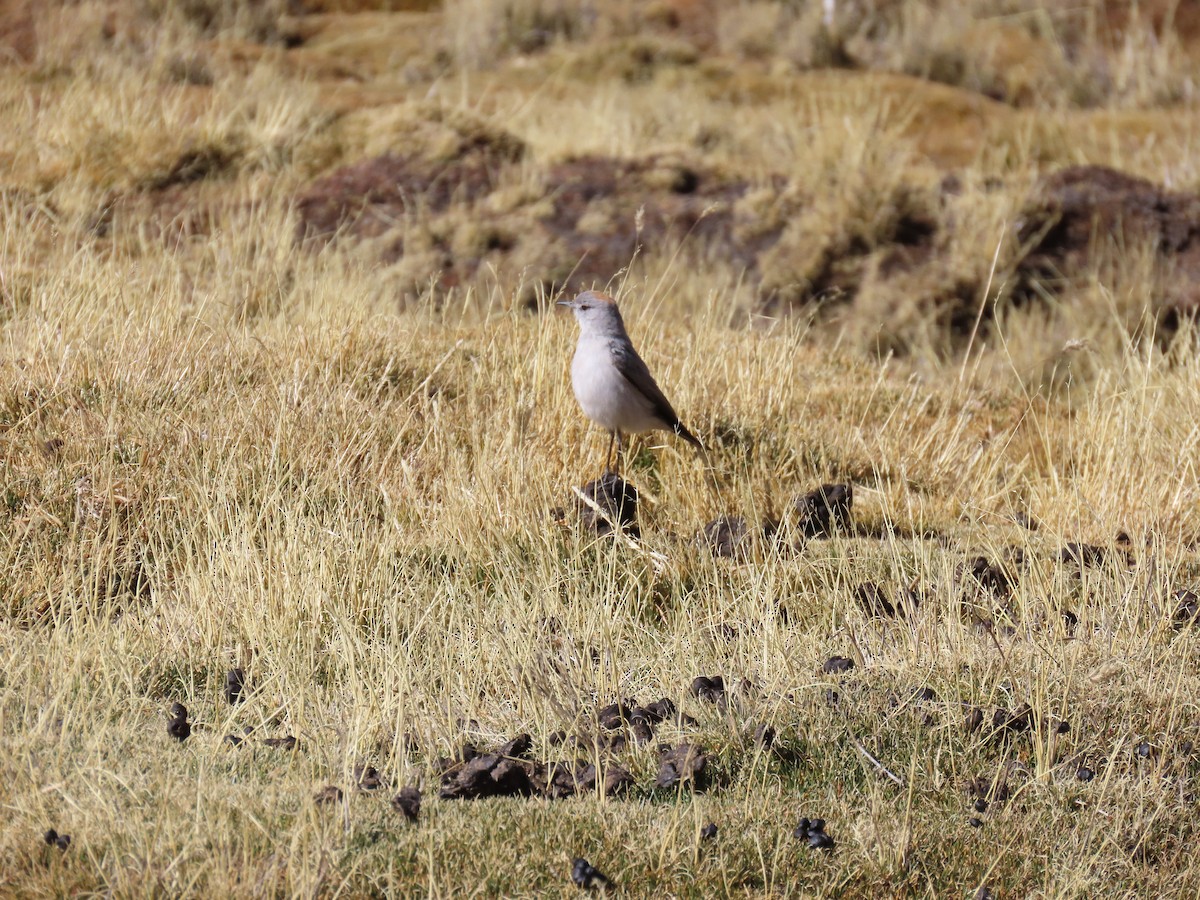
(604, 431), (616, 474)
(615, 430), (624, 472)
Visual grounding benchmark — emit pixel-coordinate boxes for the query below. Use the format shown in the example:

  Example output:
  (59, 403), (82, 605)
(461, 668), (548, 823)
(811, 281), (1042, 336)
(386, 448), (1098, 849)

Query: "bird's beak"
(556, 299), (575, 309)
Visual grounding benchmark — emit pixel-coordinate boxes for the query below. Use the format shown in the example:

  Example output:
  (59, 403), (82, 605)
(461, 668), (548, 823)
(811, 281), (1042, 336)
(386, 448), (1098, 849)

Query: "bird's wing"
(612, 342), (679, 423)
(612, 342), (703, 449)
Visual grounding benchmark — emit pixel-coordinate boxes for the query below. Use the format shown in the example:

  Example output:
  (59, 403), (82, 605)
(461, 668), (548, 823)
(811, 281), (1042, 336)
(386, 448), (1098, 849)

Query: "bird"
(558, 290), (705, 473)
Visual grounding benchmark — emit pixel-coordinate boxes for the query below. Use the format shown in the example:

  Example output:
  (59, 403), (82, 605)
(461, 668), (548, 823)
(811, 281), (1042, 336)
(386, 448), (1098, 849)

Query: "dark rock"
(576, 473), (639, 537)
(700, 823), (718, 841)
(392, 786), (421, 822)
(224, 668), (246, 705)
(656, 742), (708, 790)
(700, 515), (750, 558)
(822, 655), (854, 675)
(690, 675), (725, 704)
(167, 703), (191, 742)
(314, 785), (343, 805)
(571, 857), (610, 890)
(263, 735), (298, 751)
(794, 484), (853, 537)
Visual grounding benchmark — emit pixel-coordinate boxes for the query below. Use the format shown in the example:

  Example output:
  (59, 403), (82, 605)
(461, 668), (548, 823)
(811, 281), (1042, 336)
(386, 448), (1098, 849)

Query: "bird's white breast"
(571, 338), (661, 433)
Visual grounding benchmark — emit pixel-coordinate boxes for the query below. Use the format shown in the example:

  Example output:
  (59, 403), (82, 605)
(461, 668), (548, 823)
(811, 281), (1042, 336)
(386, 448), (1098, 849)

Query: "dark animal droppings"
(690, 675), (726, 703)
(656, 742), (708, 790)
(1076, 766), (1095, 782)
(167, 703), (191, 742)
(44, 828), (71, 850)
(575, 473), (639, 537)
(700, 823), (718, 840)
(392, 786), (421, 822)
(314, 785), (343, 805)
(822, 655), (854, 675)
(571, 857), (610, 890)
(968, 817), (984, 828)
(700, 515), (750, 558)
(225, 668), (246, 705)
(794, 483), (853, 537)
(263, 735), (298, 751)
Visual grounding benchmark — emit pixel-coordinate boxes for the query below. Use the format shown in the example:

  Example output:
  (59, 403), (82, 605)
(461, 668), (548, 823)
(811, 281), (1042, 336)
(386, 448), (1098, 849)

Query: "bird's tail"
(674, 423), (720, 495)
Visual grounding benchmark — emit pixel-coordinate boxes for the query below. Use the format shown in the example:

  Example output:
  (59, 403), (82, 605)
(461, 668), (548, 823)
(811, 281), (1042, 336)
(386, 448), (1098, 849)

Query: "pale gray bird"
(558, 290), (704, 472)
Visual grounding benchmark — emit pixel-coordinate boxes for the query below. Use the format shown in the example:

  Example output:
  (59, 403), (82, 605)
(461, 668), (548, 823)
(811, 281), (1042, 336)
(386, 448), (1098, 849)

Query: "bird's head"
(557, 290), (624, 333)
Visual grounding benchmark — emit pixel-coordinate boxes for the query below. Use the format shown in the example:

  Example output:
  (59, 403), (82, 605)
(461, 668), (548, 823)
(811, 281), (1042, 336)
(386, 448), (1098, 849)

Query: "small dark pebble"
(974, 799), (988, 813)
(224, 668), (246, 705)
(167, 703), (191, 742)
(314, 785), (343, 805)
(968, 817), (984, 828)
(822, 656), (854, 675)
(571, 857), (610, 890)
(263, 735), (298, 751)
(392, 786), (421, 822)
(43, 828), (70, 850)
(700, 823), (718, 841)
(1076, 766), (1095, 782)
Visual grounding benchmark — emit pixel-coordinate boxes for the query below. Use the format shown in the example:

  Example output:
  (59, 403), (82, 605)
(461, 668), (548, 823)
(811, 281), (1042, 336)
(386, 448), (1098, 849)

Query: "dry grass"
(3, 0), (1200, 896)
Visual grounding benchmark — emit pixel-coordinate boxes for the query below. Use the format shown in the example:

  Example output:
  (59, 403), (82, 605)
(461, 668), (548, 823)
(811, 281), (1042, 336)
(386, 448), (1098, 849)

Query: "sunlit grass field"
(3, 1), (1200, 896)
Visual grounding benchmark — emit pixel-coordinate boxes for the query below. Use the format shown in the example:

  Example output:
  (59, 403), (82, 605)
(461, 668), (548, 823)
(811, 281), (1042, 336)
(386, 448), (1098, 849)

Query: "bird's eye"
(579, 304), (590, 310)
